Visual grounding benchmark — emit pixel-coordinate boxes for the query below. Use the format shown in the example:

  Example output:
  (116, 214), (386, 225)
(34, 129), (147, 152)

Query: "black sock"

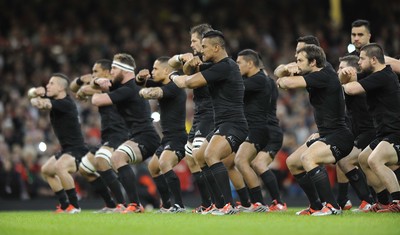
(248, 186), (264, 204)
(236, 187), (251, 207)
(98, 169), (126, 204)
(336, 182), (349, 208)
(391, 191), (400, 201)
(308, 166), (339, 209)
(90, 177), (116, 208)
(210, 162), (233, 206)
(65, 188), (79, 209)
(260, 170), (283, 204)
(345, 168), (375, 204)
(118, 165), (140, 205)
(153, 175), (171, 208)
(164, 170), (184, 207)
(294, 172), (323, 210)
(193, 171), (211, 207)
(201, 165), (224, 208)
(55, 189), (69, 210)
(377, 189), (391, 205)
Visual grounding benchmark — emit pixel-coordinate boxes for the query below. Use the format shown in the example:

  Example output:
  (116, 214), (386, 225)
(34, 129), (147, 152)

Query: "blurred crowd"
(0, 0), (399, 201)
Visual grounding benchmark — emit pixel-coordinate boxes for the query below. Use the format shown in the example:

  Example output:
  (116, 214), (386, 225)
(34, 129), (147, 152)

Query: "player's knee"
(115, 144), (137, 164)
(79, 155), (97, 175)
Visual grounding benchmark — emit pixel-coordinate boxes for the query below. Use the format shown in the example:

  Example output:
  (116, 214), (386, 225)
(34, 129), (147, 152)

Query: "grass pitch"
(0, 209), (398, 235)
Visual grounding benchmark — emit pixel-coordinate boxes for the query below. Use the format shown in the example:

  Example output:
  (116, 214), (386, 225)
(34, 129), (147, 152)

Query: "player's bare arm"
(70, 74), (93, 92)
(168, 53), (194, 70)
(139, 87), (164, 99)
(342, 81), (366, 95)
(30, 97), (52, 110)
(276, 76), (307, 89)
(274, 62), (298, 78)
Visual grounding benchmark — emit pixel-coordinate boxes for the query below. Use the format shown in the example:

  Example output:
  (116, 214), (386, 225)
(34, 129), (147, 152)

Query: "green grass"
(0, 209), (399, 235)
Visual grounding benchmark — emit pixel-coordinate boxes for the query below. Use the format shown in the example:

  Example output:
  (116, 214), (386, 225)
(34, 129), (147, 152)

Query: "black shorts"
(102, 133), (128, 149)
(260, 126), (283, 158)
(55, 146), (88, 171)
(245, 127), (270, 153)
(130, 131), (161, 160)
(188, 117), (215, 143)
(369, 133), (400, 163)
(155, 134), (187, 161)
(306, 129), (354, 162)
(354, 130), (376, 150)
(206, 122), (248, 152)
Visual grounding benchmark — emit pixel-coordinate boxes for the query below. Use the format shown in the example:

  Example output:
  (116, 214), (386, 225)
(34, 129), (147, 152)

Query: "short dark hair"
(238, 49), (261, 68)
(351, 19), (370, 32)
(339, 55), (360, 71)
(190, 23), (213, 36)
(297, 35), (320, 47)
(51, 73), (70, 89)
(297, 45), (326, 68)
(156, 56), (171, 64)
(360, 43), (385, 64)
(202, 30), (225, 48)
(95, 59), (112, 71)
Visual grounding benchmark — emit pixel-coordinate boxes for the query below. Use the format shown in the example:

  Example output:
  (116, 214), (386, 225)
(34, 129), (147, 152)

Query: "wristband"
(168, 71), (179, 81)
(176, 54), (183, 63)
(76, 77), (84, 86)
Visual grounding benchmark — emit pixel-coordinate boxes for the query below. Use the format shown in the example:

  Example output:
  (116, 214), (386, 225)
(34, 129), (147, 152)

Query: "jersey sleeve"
(108, 86), (134, 104)
(304, 70), (329, 88)
(161, 82), (181, 98)
(358, 73), (384, 93)
(201, 62), (229, 84)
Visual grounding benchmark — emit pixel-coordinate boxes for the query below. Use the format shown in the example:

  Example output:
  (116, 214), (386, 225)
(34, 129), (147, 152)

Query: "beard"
(113, 73), (123, 84)
(360, 64), (373, 74)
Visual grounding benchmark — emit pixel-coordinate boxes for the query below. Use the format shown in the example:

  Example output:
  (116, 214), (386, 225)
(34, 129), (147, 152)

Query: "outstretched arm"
(30, 97), (52, 110)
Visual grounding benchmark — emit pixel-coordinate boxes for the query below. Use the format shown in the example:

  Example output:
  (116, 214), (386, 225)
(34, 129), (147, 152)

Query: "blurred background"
(0, 0), (399, 209)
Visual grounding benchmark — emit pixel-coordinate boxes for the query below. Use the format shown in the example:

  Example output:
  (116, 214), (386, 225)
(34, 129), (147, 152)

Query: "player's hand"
(187, 56), (203, 67)
(179, 53), (194, 63)
(339, 67), (357, 84)
(94, 78), (112, 89)
(80, 74), (93, 84)
(285, 63), (299, 75)
(137, 69), (151, 82)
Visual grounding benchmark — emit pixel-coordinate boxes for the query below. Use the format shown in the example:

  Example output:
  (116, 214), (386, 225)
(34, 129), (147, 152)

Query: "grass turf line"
(0, 208), (399, 235)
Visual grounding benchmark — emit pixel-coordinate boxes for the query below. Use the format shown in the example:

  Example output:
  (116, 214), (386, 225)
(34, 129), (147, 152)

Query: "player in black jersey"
(168, 24), (215, 213)
(91, 53), (160, 213)
(246, 53), (287, 212)
(277, 45), (354, 216)
(70, 59), (129, 213)
(233, 49), (273, 213)
(342, 43), (400, 213)
(136, 56), (187, 213)
(172, 30), (248, 215)
(335, 55), (376, 212)
(28, 73), (87, 213)
(349, 19), (400, 73)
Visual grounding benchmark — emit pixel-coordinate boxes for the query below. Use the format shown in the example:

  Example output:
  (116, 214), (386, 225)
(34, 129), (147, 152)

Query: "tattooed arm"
(139, 87), (164, 99)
